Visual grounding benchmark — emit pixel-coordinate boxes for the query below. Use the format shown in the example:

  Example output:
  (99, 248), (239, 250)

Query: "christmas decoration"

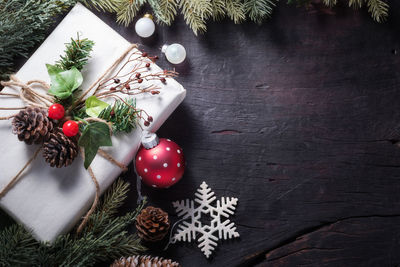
(162, 44), (186, 65)
(171, 182), (239, 258)
(12, 107), (54, 145)
(48, 103), (65, 120)
(135, 132), (185, 188)
(0, 4), (186, 243)
(136, 206), (170, 242)
(0, 179), (146, 267)
(80, 0), (389, 35)
(62, 120), (79, 137)
(135, 14), (156, 38)
(111, 255), (180, 267)
(0, 24), (181, 241)
(43, 128), (79, 168)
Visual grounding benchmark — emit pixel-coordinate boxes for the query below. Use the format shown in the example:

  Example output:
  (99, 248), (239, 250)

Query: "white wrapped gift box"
(0, 3), (186, 242)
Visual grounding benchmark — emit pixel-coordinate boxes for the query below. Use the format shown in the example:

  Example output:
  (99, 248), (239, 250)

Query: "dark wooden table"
(111, 2), (400, 266)
(4, 1), (400, 266)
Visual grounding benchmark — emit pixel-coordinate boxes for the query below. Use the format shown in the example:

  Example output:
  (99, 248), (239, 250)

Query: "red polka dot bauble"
(135, 131), (185, 188)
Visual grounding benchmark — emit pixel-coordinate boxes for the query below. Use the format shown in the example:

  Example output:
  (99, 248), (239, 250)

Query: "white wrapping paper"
(0, 3), (186, 242)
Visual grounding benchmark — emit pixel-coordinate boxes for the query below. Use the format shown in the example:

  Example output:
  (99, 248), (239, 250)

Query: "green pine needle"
(56, 35), (95, 71)
(116, 0), (143, 27)
(148, 0), (178, 25)
(80, 0), (125, 12)
(322, 0), (337, 7)
(210, 0), (226, 20)
(81, 0), (390, 35)
(348, 0), (363, 8)
(245, 0), (276, 24)
(0, 225), (38, 266)
(0, 0), (76, 81)
(179, 0), (209, 35)
(366, 0), (388, 23)
(224, 0), (246, 24)
(98, 98), (139, 133)
(0, 179), (146, 267)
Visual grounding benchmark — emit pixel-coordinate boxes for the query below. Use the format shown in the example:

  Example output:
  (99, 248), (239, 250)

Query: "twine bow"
(0, 44), (137, 234)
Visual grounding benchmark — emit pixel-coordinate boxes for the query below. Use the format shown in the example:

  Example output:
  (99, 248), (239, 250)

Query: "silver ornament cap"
(141, 131), (159, 149)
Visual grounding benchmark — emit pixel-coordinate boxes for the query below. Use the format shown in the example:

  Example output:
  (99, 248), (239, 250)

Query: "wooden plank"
(3, 1), (400, 266)
(107, 1), (400, 266)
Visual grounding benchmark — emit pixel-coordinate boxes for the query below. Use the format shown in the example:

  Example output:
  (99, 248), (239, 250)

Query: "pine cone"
(136, 206), (170, 242)
(42, 128), (78, 168)
(110, 255), (180, 267)
(12, 107), (53, 145)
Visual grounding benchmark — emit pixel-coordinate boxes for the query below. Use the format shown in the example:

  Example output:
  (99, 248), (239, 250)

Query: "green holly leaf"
(47, 64), (83, 99)
(78, 122), (112, 169)
(46, 64), (63, 75)
(85, 96), (110, 118)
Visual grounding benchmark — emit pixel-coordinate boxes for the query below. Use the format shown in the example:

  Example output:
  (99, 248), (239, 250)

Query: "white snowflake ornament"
(171, 181), (239, 258)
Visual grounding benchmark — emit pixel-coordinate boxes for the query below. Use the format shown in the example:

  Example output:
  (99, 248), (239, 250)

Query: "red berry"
(160, 78), (166, 83)
(142, 52), (148, 57)
(63, 120), (79, 137)
(145, 63), (150, 68)
(147, 116), (153, 122)
(138, 78), (143, 83)
(136, 73), (141, 78)
(144, 121), (150, 126)
(48, 103), (65, 120)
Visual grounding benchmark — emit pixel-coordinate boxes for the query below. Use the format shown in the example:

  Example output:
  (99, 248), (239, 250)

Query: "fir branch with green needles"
(76, 98), (140, 134)
(148, 0), (178, 25)
(81, 0), (390, 35)
(0, 0), (77, 81)
(56, 35), (95, 71)
(98, 98), (140, 133)
(0, 179), (146, 267)
(245, 0), (276, 24)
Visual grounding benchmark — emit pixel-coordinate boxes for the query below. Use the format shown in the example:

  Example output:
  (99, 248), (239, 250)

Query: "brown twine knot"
(0, 44), (137, 234)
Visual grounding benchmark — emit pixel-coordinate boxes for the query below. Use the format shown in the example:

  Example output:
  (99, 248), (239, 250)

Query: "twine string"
(0, 147), (41, 198)
(77, 147), (100, 234)
(0, 44), (138, 232)
(68, 44), (138, 113)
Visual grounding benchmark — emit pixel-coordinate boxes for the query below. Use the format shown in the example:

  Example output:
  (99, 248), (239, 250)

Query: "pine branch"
(210, 0), (226, 20)
(224, 0), (246, 24)
(0, 179), (146, 267)
(245, 0), (276, 24)
(148, 0), (178, 25)
(0, 225), (37, 266)
(56, 35), (95, 71)
(80, 0), (125, 12)
(98, 99), (139, 133)
(116, 0), (147, 26)
(366, 0), (388, 23)
(179, 0), (210, 35)
(322, 0), (337, 7)
(0, 0), (76, 81)
(348, 0), (363, 8)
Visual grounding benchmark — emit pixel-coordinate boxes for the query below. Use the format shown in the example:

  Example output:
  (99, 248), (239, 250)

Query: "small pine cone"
(42, 128), (78, 168)
(136, 206), (170, 242)
(110, 255), (180, 267)
(12, 107), (53, 145)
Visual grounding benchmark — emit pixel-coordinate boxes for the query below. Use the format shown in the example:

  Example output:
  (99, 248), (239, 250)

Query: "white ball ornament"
(162, 43), (186, 64)
(135, 14), (155, 38)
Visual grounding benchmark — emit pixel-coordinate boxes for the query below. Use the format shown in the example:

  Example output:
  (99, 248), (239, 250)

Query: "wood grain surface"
(108, 1), (400, 266)
(3, 1), (400, 266)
